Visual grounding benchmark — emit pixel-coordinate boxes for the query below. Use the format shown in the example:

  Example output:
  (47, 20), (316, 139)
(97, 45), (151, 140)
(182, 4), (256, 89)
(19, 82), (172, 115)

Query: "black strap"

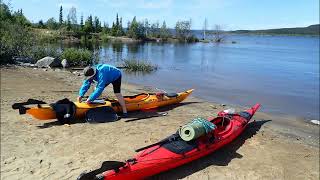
(12, 99), (47, 114)
(77, 161), (126, 180)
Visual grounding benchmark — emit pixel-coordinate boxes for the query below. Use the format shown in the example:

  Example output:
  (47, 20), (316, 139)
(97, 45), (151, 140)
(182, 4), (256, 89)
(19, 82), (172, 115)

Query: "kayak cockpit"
(211, 116), (232, 135)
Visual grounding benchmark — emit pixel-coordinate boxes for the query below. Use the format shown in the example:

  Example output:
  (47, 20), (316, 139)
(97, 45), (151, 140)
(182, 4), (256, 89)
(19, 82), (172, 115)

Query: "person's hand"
(77, 96), (83, 102)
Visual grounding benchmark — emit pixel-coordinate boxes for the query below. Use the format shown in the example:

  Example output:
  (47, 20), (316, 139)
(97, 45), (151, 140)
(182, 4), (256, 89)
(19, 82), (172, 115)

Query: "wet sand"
(1, 66), (319, 180)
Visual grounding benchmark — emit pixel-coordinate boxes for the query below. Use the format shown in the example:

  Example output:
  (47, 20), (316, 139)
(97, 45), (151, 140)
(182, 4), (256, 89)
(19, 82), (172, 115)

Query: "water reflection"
(123, 69), (157, 76)
(112, 43), (124, 53)
(127, 43), (140, 53)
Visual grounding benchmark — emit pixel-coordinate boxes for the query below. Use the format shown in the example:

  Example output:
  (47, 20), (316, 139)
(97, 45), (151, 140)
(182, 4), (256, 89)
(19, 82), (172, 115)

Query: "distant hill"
(231, 24), (320, 35)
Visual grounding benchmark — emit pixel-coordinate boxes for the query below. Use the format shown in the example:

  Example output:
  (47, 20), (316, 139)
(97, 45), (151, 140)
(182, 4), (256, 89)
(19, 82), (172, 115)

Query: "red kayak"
(78, 104), (261, 180)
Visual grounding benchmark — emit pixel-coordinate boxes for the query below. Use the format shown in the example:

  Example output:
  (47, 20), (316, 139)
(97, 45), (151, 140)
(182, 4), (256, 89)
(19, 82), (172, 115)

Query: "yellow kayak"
(13, 89), (193, 120)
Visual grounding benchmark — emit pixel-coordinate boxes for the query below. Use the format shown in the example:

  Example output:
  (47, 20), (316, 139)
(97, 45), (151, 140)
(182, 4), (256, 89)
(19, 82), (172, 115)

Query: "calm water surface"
(94, 35), (319, 120)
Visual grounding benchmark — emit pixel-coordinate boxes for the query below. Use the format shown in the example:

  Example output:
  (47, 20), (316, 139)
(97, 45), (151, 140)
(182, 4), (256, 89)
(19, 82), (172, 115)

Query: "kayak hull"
(24, 89), (193, 120)
(97, 104), (261, 179)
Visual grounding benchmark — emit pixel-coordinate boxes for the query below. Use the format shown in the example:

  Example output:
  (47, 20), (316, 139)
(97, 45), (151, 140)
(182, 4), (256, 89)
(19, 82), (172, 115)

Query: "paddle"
(135, 133), (179, 152)
(124, 112), (168, 122)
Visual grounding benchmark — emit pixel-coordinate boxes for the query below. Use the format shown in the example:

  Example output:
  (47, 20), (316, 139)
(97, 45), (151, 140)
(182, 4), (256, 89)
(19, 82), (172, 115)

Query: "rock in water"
(61, 59), (69, 68)
(35, 57), (61, 68)
(310, 120), (320, 125)
(13, 57), (34, 63)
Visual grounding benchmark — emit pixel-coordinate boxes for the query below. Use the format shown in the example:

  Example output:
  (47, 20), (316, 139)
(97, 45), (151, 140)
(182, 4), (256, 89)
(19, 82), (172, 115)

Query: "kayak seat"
(239, 111), (252, 121)
(164, 93), (178, 98)
(162, 133), (198, 154)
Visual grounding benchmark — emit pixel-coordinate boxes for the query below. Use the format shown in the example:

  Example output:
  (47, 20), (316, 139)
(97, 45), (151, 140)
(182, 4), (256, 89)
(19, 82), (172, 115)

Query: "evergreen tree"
(80, 14), (84, 29)
(38, 19), (45, 28)
(116, 13), (119, 28)
(94, 16), (101, 33)
(59, 6), (63, 25)
(150, 21), (160, 38)
(111, 14), (124, 36)
(83, 15), (93, 33)
(119, 17), (124, 35)
(160, 20), (170, 39)
(127, 16), (145, 39)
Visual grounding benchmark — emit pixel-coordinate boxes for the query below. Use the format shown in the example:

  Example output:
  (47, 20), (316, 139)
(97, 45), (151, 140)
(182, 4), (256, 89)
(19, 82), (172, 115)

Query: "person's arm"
(88, 81), (105, 101)
(79, 79), (92, 98)
(88, 73), (106, 102)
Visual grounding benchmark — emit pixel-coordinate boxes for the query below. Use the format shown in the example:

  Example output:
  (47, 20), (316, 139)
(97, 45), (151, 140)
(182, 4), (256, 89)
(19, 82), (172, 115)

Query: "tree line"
(31, 5), (198, 42)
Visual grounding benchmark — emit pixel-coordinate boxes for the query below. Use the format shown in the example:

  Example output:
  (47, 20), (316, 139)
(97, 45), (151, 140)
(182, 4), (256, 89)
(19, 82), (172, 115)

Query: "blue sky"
(7, 0), (319, 30)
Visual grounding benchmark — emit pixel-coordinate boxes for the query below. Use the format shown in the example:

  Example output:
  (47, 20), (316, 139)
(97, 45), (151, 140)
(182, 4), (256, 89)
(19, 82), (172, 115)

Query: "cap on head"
(83, 66), (96, 80)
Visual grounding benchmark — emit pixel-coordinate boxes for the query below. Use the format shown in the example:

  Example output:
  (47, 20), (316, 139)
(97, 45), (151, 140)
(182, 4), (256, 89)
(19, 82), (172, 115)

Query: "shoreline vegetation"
(230, 24), (320, 36)
(1, 1), (319, 68)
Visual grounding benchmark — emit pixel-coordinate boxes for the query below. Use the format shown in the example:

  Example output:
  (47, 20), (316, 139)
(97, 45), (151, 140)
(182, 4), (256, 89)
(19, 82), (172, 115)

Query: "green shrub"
(0, 21), (34, 64)
(100, 34), (110, 42)
(36, 32), (60, 43)
(30, 46), (61, 61)
(61, 48), (93, 66)
(186, 35), (199, 43)
(122, 59), (157, 72)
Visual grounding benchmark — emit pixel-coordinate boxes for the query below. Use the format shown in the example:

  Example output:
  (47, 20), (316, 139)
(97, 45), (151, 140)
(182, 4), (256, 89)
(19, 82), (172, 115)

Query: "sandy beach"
(1, 66), (319, 180)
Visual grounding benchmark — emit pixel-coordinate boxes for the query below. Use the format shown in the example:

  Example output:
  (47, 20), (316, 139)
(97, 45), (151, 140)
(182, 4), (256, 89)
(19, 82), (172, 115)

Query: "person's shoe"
(122, 113), (128, 118)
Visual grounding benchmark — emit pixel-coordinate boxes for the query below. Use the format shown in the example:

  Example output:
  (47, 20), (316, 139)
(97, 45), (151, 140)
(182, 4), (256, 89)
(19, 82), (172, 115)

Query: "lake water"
(83, 35), (319, 120)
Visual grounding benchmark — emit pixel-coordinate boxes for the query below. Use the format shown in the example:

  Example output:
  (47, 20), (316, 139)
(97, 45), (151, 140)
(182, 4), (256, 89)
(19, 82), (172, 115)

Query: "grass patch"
(32, 28), (61, 43)
(122, 59), (158, 72)
(61, 48), (93, 66)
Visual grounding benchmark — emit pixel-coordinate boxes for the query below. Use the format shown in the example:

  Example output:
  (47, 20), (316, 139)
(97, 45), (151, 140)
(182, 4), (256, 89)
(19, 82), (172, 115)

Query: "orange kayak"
(12, 89), (193, 120)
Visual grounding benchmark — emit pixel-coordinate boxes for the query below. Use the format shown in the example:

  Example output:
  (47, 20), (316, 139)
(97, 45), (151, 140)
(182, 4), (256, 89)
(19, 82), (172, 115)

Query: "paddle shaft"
(135, 139), (168, 152)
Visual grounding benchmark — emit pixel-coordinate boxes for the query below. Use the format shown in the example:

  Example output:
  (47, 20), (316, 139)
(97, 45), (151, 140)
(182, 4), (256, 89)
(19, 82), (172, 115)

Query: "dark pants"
(111, 75), (122, 93)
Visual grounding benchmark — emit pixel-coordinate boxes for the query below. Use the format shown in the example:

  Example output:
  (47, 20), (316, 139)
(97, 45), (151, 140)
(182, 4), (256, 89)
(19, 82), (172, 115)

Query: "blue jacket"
(79, 64), (121, 101)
